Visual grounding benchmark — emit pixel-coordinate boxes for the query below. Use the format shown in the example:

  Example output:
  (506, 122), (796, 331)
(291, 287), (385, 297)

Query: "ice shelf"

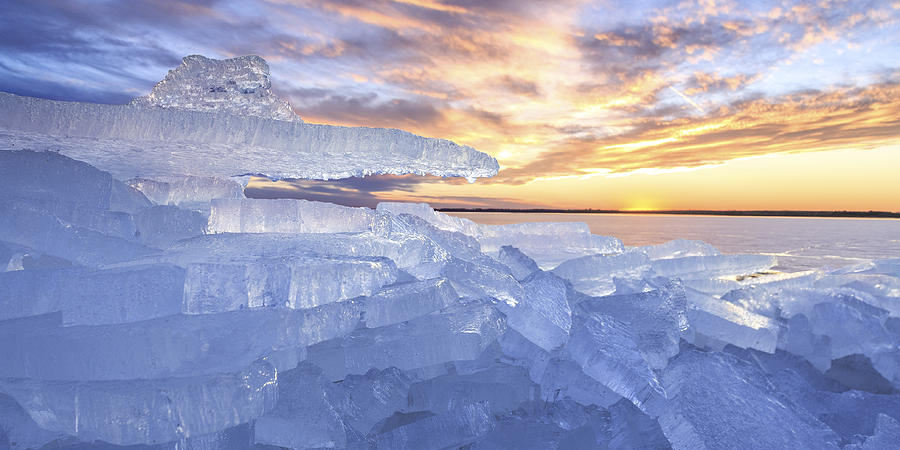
(0, 90), (498, 182)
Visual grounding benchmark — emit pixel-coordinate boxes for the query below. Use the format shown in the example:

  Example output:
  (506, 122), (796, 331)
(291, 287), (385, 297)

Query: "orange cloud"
(493, 80), (900, 183)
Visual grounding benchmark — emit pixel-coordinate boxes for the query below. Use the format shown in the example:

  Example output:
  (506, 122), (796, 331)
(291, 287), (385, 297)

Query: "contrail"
(669, 85), (704, 113)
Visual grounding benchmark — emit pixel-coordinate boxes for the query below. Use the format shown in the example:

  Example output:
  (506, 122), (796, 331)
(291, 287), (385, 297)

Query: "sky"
(1, 0), (899, 211)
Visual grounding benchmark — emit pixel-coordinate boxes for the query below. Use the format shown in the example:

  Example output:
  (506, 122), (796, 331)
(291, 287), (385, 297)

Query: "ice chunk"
(0, 150), (114, 209)
(638, 238), (721, 260)
(478, 221), (593, 254)
(591, 234), (627, 254)
(848, 414), (900, 449)
(377, 202), (482, 237)
(716, 285), (782, 317)
(369, 402), (495, 449)
(501, 271), (572, 351)
(607, 399), (671, 450)
(0, 303), (361, 380)
(108, 177), (154, 214)
(169, 424), (256, 450)
(576, 284), (689, 369)
(497, 245), (540, 281)
(408, 366), (536, 415)
(0, 241), (15, 270)
(811, 274), (900, 317)
(128, 175), (245, 210)
(131, 55), (301, 122)
(0, 394), (66, 449)
(469, 399), (609, 449)
(0, 91), (499, 181)
(0, 359), (277, 446)
(0, 150), (150, 214)
(360, 277), (458, 328)
(253, 363), (347, 449)
(611, 274), (663, 295)
(0, 200), (154, 267)
(324, 367), (413, 435)
(778, 313), (834, 371)
(479, 222), (623, 269)
(469, 418), (588, 450)
(119, 231), (450, 280)
(825, 354), (896, 394)
(771, 287), (878, 321)
(495, 329), (552, 382)
(4, 197), (140, 242)
(762, 362), (900, 442)
(134, 205), (207, 248)
(650, 254), (776, 280)
(183, 255), (397, 313)
(539, 358), (622, 408)
(807, 300), (894, 361)
(208, 198), (382, 234)
(869, 258), (900, 277)
(0, 264), (184, 325)
(552, 251), (651, 297)
(658, 349), (839, 450)
(567, 314), (667, 416)
(680, 276), (743, 296)
(684, 287), (779, 353)
(306, 302), (506, 380)
(441, 258), (524, 306)
(763, 287), (896, 372)
(383, 213), (499, 269)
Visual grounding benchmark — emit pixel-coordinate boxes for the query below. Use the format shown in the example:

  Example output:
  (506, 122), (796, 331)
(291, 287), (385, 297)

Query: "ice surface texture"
(0, 92), (498, 182)
(131, 55), (301, 122)
(0, 55), (497, 182)
(4, 66), (900, 449)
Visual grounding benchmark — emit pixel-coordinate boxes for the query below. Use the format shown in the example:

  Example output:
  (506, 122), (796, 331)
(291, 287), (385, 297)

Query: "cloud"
(0, 67), (136, 104)
(495, 75), (541, 97)
(494, 79), (900, 183)
(244, 174), (535, 208)
(683, 72), (756, 95)
(292, 91), (446, 129)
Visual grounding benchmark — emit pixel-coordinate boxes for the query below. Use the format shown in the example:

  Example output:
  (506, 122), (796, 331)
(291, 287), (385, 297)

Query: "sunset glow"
(3, 0), (899, 210)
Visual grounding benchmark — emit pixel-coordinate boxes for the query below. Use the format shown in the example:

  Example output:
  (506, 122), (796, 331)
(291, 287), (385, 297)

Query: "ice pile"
(2, 149), (899, 449)
(2, 55), (899, 449)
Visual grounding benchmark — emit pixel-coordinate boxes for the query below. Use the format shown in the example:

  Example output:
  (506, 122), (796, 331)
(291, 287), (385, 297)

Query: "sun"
(622, 199), (659, 211)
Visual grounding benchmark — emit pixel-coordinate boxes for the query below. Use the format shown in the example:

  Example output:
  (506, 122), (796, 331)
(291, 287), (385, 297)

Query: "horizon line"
(437, 208), (900, 219)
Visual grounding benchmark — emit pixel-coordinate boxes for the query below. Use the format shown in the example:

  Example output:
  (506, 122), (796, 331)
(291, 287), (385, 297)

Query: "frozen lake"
(448, 212), (900, 272)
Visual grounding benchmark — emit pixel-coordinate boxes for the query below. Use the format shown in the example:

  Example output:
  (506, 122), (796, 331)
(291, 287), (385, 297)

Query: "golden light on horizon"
(622, 199), (661, 212)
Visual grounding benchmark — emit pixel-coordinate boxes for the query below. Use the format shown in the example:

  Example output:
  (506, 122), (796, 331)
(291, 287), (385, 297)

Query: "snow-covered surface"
(2, 59), (900, 448)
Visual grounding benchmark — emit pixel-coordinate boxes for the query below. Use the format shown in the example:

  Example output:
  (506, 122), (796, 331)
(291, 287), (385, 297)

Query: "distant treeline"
(437, 208), (900, 218)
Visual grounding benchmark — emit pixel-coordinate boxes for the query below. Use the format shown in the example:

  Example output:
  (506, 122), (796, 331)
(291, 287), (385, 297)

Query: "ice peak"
(131, 54), (301, 122)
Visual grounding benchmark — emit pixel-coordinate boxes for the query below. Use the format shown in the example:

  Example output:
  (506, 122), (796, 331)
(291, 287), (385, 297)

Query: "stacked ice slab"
(3, 55), (900, 449)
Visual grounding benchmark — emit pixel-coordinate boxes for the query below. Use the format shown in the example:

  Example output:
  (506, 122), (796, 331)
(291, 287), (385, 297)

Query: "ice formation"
(131, 55), (302, 122)
(2, 55), (900, 449)
(0, 56), (498, 182)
